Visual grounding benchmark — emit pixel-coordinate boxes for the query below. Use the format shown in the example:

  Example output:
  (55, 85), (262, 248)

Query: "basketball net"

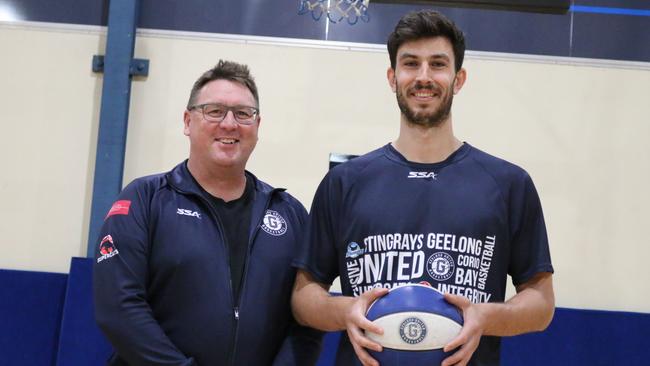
(298, 0), (370, 25)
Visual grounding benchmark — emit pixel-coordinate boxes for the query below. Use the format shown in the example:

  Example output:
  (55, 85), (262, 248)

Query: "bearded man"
(291, 10), (555, 366)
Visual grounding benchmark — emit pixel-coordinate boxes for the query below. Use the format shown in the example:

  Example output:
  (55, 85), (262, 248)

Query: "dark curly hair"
(387, 10), (466, 72)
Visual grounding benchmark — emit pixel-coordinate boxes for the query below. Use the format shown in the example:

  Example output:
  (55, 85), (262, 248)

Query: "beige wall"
(1, 22), (649, 313)
(0, 23), (103, 273)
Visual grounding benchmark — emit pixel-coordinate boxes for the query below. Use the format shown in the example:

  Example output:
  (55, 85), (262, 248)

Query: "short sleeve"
(293, 172), (342, 285)
(508, 172), (554, 286)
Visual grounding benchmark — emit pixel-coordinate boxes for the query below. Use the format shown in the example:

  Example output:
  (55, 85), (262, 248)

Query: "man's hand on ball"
(441, 293), (485, 366)
(345, 287), (389, 366)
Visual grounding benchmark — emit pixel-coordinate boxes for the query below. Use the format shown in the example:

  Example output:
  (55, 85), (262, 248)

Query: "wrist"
(331, 295), (356, 330)
(475, 302), (512, 336)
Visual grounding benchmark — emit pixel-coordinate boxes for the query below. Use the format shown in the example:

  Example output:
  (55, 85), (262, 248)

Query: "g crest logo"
(426, 252), (455, 281)
(261, 210), (287, 236)
(399, 317), (427, 344)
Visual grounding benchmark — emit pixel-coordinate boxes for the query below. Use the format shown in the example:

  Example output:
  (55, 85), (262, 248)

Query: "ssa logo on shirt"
(177, 208), (201, 219)
(408, 171), (437, 180)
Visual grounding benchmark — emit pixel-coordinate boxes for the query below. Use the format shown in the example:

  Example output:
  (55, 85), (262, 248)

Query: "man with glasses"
(94, 60), (321, 365)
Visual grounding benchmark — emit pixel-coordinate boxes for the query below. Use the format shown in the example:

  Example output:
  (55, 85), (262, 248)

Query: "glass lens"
(197, 104), (257, 124)
(234, 108), (256, 122)
(203, 104), (227, 120)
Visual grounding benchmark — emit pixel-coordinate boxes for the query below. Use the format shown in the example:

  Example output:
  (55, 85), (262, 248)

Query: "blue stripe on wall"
(571, 5), (650, 16)
(2, 1), (649, 68)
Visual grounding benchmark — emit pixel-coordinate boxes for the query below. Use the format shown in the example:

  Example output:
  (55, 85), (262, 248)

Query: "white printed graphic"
(408, 171), (437, 180)
(426, 252), (455, 281)
(261, 210), (287, 236)
(345, 232), (497, 301)
(177, 208), (201, 219)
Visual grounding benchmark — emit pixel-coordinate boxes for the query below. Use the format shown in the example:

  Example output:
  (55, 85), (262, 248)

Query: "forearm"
(95, 288), (193, 364)
(480, 272), (555, 337)
(291, 270), (354, 331)
(94, 256), (192, 364)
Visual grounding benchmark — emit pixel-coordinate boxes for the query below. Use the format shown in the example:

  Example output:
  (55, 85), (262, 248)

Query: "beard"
(396, 82), (454, 128)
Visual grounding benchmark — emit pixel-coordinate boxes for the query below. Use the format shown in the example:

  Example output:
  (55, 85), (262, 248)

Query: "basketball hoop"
(298, 0), (370, 25)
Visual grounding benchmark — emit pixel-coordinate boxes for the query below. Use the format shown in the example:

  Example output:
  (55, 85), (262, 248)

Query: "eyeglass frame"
(187, 103), (260, 125)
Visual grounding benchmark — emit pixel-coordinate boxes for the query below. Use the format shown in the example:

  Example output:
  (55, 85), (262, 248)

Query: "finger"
(350, 335), (380, 366)
(444, 293), (470, 309)
(442, 332), (481, 366)
(349, 325), (383, 352)
(363, 287), (389, 303)
(355, 315), (384, 335)
(441, 345), (471, 366)
(443, 332), (466, 353)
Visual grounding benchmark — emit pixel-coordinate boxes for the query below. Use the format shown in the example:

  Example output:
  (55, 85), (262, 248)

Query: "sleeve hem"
(511, 264), (554, 287)
(291, 260), (335, 286)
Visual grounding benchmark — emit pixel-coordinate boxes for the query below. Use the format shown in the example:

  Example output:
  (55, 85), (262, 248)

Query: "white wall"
(1, 22), (649, 313)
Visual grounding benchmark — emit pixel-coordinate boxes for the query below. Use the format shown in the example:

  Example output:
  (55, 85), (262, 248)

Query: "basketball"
(365, 284), (464, 365)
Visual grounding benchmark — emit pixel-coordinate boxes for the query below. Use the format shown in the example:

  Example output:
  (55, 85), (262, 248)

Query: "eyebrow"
(398, 52), (451, 61)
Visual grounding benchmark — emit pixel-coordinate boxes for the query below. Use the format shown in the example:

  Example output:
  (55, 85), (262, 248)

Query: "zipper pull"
(234, 307), (239, 320)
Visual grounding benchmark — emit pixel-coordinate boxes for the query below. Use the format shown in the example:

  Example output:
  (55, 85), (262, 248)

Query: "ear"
(387, 67), (396, 93)
(183, 110), (191, 136)
(452, 68), (467, 95)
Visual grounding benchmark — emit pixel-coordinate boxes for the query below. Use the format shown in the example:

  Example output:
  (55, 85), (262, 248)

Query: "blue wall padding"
(502, 307), (650, 365)
(316, 329), (342, 366)
(56, 257), (112, 366)
(310, 307), (650, 366)
(0, 268), (67, 366)
(3, 262), (650, 366)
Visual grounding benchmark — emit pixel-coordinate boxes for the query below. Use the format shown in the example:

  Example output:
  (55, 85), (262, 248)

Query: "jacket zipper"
(183, 191), (239, 365)
(227, 190), (276, 366)
(174, 182), (279, 365)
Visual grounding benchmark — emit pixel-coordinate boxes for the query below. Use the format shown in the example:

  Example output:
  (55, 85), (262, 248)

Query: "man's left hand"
(440, 293), (484, 366)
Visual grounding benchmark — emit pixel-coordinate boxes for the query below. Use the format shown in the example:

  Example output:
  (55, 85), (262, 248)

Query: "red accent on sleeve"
(105, 200), (131, 219)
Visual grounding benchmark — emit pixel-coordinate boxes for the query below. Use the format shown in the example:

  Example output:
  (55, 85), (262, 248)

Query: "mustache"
(409, 83), (441, 93)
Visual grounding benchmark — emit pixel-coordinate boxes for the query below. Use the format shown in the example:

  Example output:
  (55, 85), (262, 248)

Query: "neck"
(187, 158), (247, 202)
(393, 114), (462, 163)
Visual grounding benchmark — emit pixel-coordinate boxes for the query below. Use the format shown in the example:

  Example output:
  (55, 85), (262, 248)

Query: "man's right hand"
(343, 287), (389, 366)
(291, 271), (389, 366)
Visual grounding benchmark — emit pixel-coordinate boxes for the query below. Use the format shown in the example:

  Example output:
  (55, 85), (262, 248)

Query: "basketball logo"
(261, 210), (287, 236)
(426, 252), (455, 281)
(399, 317), (427, 345)
(99, 235), (116, 255)
(346, 242), (365, 258)
(97, 234), (120, 263)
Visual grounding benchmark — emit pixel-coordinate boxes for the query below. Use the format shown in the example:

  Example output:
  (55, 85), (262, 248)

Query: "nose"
(415, 64), (433, 84)
(219, 110), (238, 130)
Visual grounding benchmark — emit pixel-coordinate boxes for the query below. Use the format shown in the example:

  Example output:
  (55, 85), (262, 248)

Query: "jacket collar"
(166, 160), (285, 198)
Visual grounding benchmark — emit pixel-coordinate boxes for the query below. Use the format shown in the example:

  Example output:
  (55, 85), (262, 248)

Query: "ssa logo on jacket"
(177, 208), (201, 219)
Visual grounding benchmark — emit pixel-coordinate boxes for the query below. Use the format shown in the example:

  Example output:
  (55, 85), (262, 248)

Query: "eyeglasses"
(188, 103), (259, 125)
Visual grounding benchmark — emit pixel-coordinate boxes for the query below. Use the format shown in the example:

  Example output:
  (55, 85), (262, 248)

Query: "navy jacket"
(94, 161), (321, 365)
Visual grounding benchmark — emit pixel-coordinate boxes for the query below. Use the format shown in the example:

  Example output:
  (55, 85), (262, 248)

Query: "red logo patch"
(106, 200), (131, 219)
(99, 235), (116, 255)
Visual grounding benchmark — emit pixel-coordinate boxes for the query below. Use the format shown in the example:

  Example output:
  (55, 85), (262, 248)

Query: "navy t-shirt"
(294, 143), (553, 366)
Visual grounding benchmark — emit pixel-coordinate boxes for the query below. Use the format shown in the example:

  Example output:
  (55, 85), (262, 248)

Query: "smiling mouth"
(410, 87), (440, 99)
(413, 91), (435, 98)
(216, 138), (239, 145)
